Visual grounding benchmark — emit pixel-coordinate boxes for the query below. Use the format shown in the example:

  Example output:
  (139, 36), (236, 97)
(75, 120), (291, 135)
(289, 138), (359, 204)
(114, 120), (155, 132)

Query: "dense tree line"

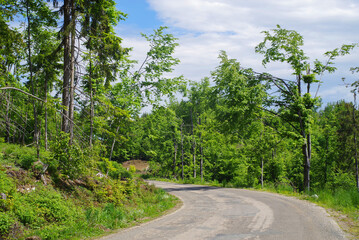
(0, 0), (184, 177)
(0, 1), (358, 193)
(120, 30), (359, 193)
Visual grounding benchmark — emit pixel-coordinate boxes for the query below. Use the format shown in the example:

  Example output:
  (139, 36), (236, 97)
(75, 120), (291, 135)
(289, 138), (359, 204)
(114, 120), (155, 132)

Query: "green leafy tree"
(211, 51), (266, 137)
(255, 25), (356, 192)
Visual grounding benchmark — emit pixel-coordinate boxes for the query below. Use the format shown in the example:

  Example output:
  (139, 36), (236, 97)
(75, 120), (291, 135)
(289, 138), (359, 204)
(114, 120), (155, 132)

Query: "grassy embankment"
(0, 143), (178, 240)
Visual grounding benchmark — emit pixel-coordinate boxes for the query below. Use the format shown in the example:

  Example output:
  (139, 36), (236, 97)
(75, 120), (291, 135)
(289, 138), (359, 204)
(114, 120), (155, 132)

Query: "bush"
(14, 199), (37, 226)
(14, 186), (76, 228)
(0, 212), (15, 237)
(49, 132), (86, 179)
(98, 159), (132, 180)
(19, 154), (37, 170)
(0, 169), (15, 196)
(0, 169), (15, 210)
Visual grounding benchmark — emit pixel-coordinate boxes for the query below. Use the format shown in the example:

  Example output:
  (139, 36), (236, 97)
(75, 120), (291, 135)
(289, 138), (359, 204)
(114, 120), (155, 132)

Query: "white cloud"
(319, 84), (353, 103)
(117, 0), (359, 105)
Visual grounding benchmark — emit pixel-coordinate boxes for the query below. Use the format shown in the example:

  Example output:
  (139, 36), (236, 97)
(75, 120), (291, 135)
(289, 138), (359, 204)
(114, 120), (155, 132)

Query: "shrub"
(98, 159), (132, 180)
(0, 212), (15, 237)
(0, 169), (15, 196)
(49, 132), (86, 179)
(14, 186), (76, 228)
(14, 199), (37, 226)
(0, 169), (15, 210)
(19, 154), (37, 170)
(94, 179), (126, 206)
(129, 165), (136, 174)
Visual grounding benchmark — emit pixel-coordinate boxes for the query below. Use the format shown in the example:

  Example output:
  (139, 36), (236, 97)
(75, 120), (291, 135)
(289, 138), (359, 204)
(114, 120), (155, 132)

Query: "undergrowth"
(0, 143), (178, 240)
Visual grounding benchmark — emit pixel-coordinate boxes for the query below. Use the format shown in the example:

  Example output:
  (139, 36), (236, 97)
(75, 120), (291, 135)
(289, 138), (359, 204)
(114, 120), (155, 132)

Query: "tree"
(211, 51), (266, 138)
(255, 25), (356, 192)
(346, 67), (359, 191)
(79, 0), (126, 146)
(121, 26), (185, 109)
(187, 78), (211, 180)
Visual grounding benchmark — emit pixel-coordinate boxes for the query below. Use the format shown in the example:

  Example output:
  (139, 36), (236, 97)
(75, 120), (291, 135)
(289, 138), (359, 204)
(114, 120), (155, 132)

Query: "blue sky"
(115, 0), (161, 32)
(114, 0), (359, 106)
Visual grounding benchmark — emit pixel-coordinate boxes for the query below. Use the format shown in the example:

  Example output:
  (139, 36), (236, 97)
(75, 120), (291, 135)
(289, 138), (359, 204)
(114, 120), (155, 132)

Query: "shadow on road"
(160, 186), (219, 192)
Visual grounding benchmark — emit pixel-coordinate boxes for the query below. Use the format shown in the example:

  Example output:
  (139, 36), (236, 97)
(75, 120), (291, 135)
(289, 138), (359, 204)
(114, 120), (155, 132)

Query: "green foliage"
(48, 132), (86, 179)
(0, 211), (15, 237)
(0, 142), (178, 239)
(85, 203), (126, 229)
(212, 51), (266, 135)
(1, 2), (359, 237)
(0, 168), (15, 210)
(0, 168), (15, 196)
(129, 165), (136, 174)
(255, 24), (308, 75)
(98, 158), (130, 180)
(19, 153), (37, 170)
(14, 186), (75, 228)
(313, 188), (359, 212)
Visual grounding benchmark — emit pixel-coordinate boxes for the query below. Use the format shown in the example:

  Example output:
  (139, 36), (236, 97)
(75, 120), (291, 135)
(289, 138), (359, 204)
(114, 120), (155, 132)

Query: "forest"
(1, 0), (359, 199)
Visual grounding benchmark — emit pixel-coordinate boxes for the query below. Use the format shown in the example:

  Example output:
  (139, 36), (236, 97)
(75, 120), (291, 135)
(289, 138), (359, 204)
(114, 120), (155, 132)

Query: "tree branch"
(0, 87), (46, 102)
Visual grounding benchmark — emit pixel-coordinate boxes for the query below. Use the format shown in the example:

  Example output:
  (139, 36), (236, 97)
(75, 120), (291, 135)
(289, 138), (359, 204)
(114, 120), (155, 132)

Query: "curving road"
(100, 181), (347, 240)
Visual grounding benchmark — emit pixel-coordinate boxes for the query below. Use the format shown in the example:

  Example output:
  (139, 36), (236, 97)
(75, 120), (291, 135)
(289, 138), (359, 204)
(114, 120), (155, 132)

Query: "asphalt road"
(100, 181), (347, 240)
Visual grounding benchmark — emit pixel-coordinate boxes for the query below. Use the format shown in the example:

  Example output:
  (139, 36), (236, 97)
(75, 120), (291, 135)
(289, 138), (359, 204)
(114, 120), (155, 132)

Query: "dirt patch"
(327, 208), (359, 240)
(122, 160), (149, 173)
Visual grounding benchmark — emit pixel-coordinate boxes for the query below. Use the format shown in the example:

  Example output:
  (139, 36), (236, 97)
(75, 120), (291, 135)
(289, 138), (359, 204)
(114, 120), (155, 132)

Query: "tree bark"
(26, 0), (39, 159)
(44, 77), (48, 150)
(181, 122), (184, 180)
(68, 0), (76, 144)
(353, 92), (359, 192)
(301, 126), (310, 193)
(5, 92), (10, 143)
(173, 138), (177, 177)
(109, 124), (120, 162)
(300, 74), (311, 193)
(62, 0), (71, 133)
(191, 108), (196, 178)
(89, 60), (94, 147)
(261, 157), (264, 188)
(23, 112), (28, 145)
(199, 116), (203, 182)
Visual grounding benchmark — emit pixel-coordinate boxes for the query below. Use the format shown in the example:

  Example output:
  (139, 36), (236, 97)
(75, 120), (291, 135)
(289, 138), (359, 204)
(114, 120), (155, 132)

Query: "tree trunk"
(302, 139), (310, 193)
(22, 112), (28, 145)
(62, 0), (71, 133)
(193, 140), (196, 178)
(26, 0), (39, 159)
(181, 122), (184, 180)
(109, 124), (120, 162)
(89, 51), (94, 147)
(173, 138), (177, 177)
(191, 108), (196, 178)
(5, 92), (10, 143)
(300, 74), (311, 193)
(353, 92), (359, 192)
(199, 116), (203, 182)
(44, 77), (48, 150)
(261, 157), (264, 188)
(68, 1), (76, 144)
